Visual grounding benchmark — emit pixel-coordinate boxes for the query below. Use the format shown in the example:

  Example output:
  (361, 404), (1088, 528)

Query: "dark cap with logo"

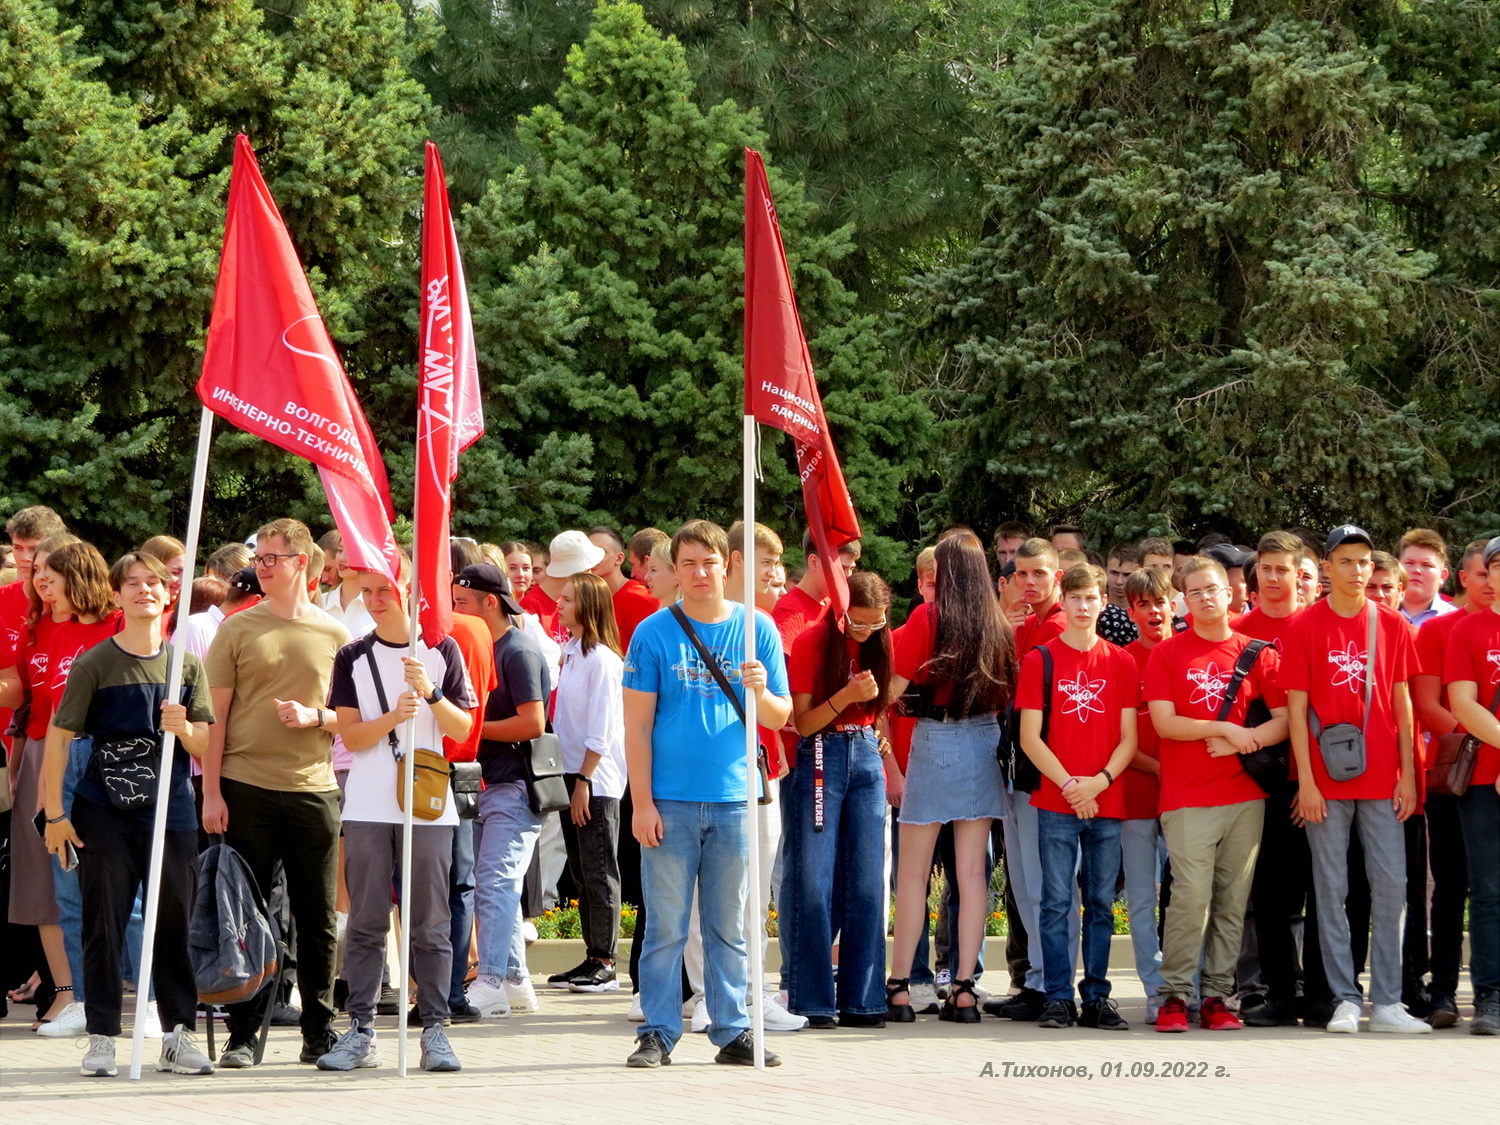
(1324, 525), (1374, 556)
(455, 563), (526, 618)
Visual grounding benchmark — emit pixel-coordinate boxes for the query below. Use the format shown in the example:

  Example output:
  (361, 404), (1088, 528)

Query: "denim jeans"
(447, 819), (476, 1007)
(1002, 787), (1078, 992)
(1120, 817), (1167, 1000)
(638, 800), (750, 1051)
(1037, 808), (1122, 1004)
(1458, 784), (1500, 996)
(474, 781), (543, 980)
(781, 730), (887, 1018)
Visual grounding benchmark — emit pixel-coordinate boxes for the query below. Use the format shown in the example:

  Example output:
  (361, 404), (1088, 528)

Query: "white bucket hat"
(546, 529), (606, 578)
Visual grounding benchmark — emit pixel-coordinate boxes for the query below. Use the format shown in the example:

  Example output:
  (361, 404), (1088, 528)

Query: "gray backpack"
(189, 843), (279, 1005)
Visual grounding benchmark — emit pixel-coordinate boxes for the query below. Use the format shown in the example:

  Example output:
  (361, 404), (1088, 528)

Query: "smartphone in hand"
(31, 809), (79, 872)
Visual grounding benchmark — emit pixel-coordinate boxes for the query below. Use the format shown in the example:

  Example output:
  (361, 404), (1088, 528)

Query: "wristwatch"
(425, 687), (443, 705)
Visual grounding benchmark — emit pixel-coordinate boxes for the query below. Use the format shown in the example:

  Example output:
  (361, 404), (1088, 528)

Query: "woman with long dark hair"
(885, 533), (1015, 1022)
(781, 570), (899, 1027)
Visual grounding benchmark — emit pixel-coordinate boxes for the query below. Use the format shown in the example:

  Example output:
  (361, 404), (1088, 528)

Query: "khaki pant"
(1159, 799), (1264, 1000)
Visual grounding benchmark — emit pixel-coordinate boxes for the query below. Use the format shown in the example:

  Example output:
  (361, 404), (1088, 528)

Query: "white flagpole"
(397, 489), (421, 1078)
(129, 404), (214, 1080)
(742, 413), (765, 1070)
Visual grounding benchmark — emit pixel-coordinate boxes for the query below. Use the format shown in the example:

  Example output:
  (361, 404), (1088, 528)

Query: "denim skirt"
(898, 714), (1006, 825)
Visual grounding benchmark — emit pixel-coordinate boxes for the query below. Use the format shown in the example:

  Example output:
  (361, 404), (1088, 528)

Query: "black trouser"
(73, 796), (198, 1036)
(1425, 794), (1467, 998)
(1250, 781), (1331, 1005)
(220, 778), (339, 1042)
(559, 778), (622, 962)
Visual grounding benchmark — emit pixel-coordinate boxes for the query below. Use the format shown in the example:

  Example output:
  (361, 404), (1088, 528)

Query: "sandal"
(939, 978), (982, 1024)
(885, 977), (916, 1023)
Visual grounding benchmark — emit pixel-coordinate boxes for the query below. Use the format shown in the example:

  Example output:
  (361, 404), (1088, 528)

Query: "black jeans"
(560, 778), (622, 962)
(73, 796), (198, 1036)
(220, 777), (339, 1041)
(1250, 780), (1331, 1005)
(1425, 794), (1467, 998)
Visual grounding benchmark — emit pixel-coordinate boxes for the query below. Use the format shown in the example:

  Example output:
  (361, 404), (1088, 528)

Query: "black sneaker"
(1079, 998), (1128, 1030)
(375, 987), (401, 1016)
(408, 1004), (451, 1027)
(299, 1025), (339, 1064)
(805, 1015), (838, 1029)
(1038, 1000), (1077, 1029)
(449, 1002), (482, 1024)
(837, 1011), (886, 1028)
(568, 961), (620, 993)
(626, 1031), (673, 1068)
(1241, 997), (1301, 1027)
(714, 1029), (781, 1067)
(1301, 998), (1335, 1029)
(1472, 992), (1499, 1036)
(1428, 992), (1459, 1029)
(984, 987), (1045, 1021)
(548, 959), (596, 989)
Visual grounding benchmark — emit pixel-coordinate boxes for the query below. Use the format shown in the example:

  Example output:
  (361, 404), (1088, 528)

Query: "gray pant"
(343, 821), (455, 1028)
(1306, 798), (1405, 1006)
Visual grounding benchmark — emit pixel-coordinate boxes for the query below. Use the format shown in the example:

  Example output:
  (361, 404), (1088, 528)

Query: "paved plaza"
(4, 955), (1497, 1125)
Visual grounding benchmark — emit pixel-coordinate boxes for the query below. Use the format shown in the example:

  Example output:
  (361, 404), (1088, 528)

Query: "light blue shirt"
(1401, 594), (1458, 628)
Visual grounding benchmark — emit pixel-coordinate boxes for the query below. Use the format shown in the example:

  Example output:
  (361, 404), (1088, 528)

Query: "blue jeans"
(781, 730), (887, 1017)
(1120, 817), (1167, 1000)
(1458, 784), (1500, 996)
(1037, 808), (1122, 1004)
(474, 781), (542, 980)
(448, 818), (476, 1007)
(638, 800), (749, 1050)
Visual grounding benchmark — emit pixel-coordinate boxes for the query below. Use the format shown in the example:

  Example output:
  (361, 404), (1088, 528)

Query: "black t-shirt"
(478, 625), (549, 786)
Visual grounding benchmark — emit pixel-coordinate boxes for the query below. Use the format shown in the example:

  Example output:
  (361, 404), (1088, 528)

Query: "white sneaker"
(627, 993), (644, 1022)
(37, 1001), (87, 1038)
(81, 1034), (117, 1077)
(1326, 1000), (1362, 1034)
(690, 998), (710, 1033)
(682, 997), (699, 1019)
(759, 990), (808, 1031)
(1369, 1003), (1433, 1034)
(521, 920), (538, 943)
(504, 976), (540, 1013)
(158, 1025), (215, 1074)
(140, 1001), (163, 1039)
(466, 977), (511, 1019)
(909, 982), (941, 1015)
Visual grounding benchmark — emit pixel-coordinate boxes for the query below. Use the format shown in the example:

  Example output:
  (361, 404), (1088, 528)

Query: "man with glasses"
(1144, 557), (1286, 1032)
(201, 519), (352, 1067)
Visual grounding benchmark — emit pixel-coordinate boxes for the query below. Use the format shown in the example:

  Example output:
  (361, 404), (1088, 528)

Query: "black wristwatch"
(425, 687), (443, 705)
(578, 775), (594, 788)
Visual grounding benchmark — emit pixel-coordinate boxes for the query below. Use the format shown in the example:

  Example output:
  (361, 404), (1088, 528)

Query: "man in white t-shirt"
(318, 553), (475, 1074)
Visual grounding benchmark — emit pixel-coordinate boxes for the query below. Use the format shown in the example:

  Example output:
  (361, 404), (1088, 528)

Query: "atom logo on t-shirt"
(1186, 662), (1233, 709)
(1487, 649), (1500, 684)
(1328, 643), (1367, 693)
(1058, 673), (1106, 721)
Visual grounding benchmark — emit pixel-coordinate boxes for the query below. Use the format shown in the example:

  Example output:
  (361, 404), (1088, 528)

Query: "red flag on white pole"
(197, 134), (398, 579)
(743, 148), (861, 615)
(416, 141), (485, 645)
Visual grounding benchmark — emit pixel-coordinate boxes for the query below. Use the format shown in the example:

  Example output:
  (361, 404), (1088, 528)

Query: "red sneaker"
(1156, 997), (1189, 1032)
(1199, 997), (1242, 1030)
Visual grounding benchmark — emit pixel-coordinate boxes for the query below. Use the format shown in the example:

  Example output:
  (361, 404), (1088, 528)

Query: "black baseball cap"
(1324, 525), (1374, 555)
(1483, 536), (1500, 568)
(455, 563), (525, 617)
(229, 567), (262, 596)
(1205, 544), (1254, 572)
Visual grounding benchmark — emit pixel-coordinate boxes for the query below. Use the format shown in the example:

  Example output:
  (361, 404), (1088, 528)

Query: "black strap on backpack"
(1215, 640), (1269, 721)
(1006, 647), (1052, 794)
(668, 604), (771, 804)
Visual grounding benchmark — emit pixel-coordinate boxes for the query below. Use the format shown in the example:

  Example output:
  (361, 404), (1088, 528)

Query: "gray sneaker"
(316, 1025), (381, 1071)
(158, 1025), (214, 1074)
(420, 1024), (462, 1072)
(81, 1034), (117, 1077)
(217, 1038), (256, 1068)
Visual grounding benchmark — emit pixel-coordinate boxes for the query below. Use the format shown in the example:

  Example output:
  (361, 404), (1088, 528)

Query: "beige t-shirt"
(205, 603), (350, 793)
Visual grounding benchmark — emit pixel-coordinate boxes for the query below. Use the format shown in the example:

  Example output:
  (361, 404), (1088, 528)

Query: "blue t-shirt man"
(623, 603), (788, 803)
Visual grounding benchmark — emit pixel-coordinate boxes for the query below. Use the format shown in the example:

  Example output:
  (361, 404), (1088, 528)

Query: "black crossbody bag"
(1215, 640), (1289, 794)
(669, 604), (773, 805)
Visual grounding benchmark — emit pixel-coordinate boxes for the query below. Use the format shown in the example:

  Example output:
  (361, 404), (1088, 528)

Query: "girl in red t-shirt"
(782, 571), (896, 1027)
(885, 534), (1016, 1024)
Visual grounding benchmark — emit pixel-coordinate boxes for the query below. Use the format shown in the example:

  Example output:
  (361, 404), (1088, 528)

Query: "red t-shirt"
(19, 616), (61, 740)
(612, 579), (659, 653)
(788, 620), (878, 729)
(1144, 629), (1284, 812)
(1015, 637), (1138, 819)
(770, 585), (828, 771)
(889, 614), (921, 771)
(1122, 640), (1162, 820)
(1014, 601), (1065, 658)
(1279, 599), (1419, 800)
(1234, 605), (1301, 655)
(892, 602), (955, 708)
(1442, 608), (1500, 787)
(520, 584), (568, 647)
(444, 612), (498, 763)
(1417, 609), (1472, 708)
(0, 581), (28, 753)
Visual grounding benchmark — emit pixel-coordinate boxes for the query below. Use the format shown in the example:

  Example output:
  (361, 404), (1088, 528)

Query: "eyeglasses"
(1183, 585), (1226, 603)
(251, 553), (300, 569)
(843, 613), (887, 633)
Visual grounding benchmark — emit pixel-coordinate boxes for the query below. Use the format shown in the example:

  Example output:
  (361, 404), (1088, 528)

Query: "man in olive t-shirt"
(201, 519), (350, 1067)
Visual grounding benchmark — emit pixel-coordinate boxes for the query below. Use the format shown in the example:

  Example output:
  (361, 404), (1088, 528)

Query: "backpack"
(189, 843), (280, 1004)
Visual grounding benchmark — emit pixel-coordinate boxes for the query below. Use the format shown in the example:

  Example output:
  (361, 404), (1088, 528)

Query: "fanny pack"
(1308, 602), (1377, 783)
(669, 604), (772, 805)
(365, 648), (452, 821)
(95, 736), (162, 811)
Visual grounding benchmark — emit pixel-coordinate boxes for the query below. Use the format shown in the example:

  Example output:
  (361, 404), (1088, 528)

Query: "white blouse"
(551, 636), (627, 800)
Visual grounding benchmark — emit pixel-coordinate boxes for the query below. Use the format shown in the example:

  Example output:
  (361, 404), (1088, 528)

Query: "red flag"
(743, 148), (861, 615)
(198, 134), (398, 580)
(416, 142), (486, 645)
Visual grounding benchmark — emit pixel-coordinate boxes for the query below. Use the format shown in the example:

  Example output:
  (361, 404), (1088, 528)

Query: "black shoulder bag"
(669, 604), (773, 805)
(1215, 639), (1288, 794)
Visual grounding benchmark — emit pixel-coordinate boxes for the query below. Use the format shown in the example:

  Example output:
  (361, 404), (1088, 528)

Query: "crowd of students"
(2, 502), (1498, 1081)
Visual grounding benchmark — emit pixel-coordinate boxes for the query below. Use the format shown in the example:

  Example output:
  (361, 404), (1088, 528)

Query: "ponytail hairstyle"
(566, 571), (622, 657)
(924, 532), (1016, 716)
(818, 570), (894, 716)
